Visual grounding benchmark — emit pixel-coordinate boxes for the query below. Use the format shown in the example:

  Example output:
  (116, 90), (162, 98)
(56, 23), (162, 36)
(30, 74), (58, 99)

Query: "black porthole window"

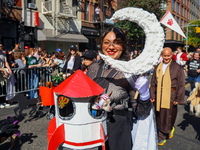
(57, 95), (75, 120)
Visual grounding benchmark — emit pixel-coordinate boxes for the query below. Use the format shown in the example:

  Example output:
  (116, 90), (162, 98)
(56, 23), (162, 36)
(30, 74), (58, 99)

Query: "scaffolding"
(41, 0), (77, 35)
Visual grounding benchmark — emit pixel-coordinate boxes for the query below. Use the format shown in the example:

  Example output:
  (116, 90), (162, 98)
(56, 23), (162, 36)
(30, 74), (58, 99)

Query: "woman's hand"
(67, 73), (71, 77)
(11, 63), (16, 67)
(22, 56), (25, 61)
(3, 70), (8, 76)
(9, 69), (12, 75)
(37, 63), (42, 67)
(173, 101), (178, 105)
(135, 76), (150, 101)
(150, 98), (155, 103)
(197, 69), (200, 73)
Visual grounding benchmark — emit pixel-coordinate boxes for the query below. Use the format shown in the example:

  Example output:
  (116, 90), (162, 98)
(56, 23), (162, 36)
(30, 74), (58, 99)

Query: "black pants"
(106, 110), (133, 150)
(0, 84), (6, 102)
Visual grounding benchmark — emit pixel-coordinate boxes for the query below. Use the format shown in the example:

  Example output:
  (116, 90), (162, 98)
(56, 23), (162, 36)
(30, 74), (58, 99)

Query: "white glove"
(135, 76), (150, 101)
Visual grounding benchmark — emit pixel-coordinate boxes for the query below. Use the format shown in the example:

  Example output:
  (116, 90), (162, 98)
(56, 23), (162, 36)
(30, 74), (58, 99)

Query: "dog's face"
(46, 81), (53, 88)
(102, 98), (112, 112)
(92, 92), (113, 112)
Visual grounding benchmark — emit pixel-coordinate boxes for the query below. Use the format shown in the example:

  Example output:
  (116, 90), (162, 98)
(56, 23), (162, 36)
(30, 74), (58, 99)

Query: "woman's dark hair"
(177, 46), (182, 51)
(98, 27), (130, 61)
(65, 49), (78, 61)
(194, 51), (200, 56)
(40, 50), (47, 57)
(57, 52), (65, 60)
(51, 52), (55, 56)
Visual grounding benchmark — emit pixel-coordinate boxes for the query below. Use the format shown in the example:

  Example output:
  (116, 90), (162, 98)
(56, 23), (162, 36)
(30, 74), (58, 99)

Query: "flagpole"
(186, 23), (189, 52)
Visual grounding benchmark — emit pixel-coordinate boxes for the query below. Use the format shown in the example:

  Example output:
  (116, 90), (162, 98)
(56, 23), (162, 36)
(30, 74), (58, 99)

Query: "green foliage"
(115, 0), (166, 47)
(52, 73), (63, 83)
(184, 20), (200, 48)
(121, 0), (165, 19)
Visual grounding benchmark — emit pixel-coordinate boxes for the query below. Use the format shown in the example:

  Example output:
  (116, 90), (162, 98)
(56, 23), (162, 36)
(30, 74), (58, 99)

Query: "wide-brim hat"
(82, 51), (97, 59)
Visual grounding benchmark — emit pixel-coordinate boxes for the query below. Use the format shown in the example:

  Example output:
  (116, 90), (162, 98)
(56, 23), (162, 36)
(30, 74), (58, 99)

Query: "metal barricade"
(0, 66), (62, 98)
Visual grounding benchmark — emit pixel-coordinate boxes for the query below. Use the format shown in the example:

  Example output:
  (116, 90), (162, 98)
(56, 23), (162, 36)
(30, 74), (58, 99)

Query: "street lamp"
(185, 19), (200, 52)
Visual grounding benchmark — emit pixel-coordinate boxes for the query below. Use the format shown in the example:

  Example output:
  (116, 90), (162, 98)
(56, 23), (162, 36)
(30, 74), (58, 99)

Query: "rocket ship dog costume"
(46, 70), (107, 150)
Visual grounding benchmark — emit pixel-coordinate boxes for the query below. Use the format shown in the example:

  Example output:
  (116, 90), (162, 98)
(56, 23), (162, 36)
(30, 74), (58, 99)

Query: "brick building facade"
(80, 0), (115, 52)
(0, 0), (22, 50)
(164, 0), (190, 50)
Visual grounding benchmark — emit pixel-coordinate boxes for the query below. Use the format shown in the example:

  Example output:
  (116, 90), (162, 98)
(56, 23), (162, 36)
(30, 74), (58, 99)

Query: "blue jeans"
(29, 70), (38, 99)
(188, 75), (200, 91)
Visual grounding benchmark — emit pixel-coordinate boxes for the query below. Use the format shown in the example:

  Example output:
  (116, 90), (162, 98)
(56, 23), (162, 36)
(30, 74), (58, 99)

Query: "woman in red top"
(173, 46), (188, 66)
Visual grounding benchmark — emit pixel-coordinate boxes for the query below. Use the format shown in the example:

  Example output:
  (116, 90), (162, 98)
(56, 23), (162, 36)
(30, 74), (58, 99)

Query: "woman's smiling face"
(102, 31), (123, 60)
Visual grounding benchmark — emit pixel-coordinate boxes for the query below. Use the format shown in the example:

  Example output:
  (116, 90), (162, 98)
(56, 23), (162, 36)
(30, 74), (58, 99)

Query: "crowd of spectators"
(0, 43), (98, 108)
(1, 42), (200, 109)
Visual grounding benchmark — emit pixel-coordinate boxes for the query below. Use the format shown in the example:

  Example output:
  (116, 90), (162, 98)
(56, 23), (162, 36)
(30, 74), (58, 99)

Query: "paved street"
(0, 76), (200, 150)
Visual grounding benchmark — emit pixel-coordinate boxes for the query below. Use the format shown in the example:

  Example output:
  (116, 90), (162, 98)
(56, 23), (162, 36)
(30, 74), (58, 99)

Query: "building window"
(181, 19), (183, 27)
(184, 8), (186, 17)
(176, 33), (178, 40)
(172, 31), (174, 40)
(172, 0), (175, 11)
(73, 0), (78, 6)
(176, 16), (179, 24)
(103, 6), (107, 21)
(28, 0), (35, 3)
(177, 3), (179, 13)
(85, 1), (89, 21)
(181, 6), (183, 16)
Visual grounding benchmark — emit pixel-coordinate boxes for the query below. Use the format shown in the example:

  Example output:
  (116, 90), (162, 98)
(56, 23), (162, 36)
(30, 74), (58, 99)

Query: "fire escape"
(0, 0), (22, 21)
(0, 0), (23, 48)
(41, 0), (78, 35)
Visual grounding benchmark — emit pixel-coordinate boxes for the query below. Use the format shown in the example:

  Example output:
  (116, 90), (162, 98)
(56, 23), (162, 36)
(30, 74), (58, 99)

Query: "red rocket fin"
(100, 124), (106, 150)
(48, 123), (65, 150)
(47, 117), (56, 142)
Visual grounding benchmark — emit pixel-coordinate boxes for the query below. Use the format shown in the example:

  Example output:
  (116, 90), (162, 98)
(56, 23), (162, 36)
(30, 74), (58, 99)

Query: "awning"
(164, 40), (184, 44)
(81, 27), (100, 36)
(37, 29), (88, 43)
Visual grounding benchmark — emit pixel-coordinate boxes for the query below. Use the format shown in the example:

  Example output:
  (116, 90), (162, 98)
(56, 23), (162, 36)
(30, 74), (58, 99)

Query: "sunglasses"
(103, 40), (122, 47)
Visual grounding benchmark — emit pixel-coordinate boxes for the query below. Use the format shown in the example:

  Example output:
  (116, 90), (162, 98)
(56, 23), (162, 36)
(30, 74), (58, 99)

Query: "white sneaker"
(5, 103), (10, 108)
(0, 104), (5, 109)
